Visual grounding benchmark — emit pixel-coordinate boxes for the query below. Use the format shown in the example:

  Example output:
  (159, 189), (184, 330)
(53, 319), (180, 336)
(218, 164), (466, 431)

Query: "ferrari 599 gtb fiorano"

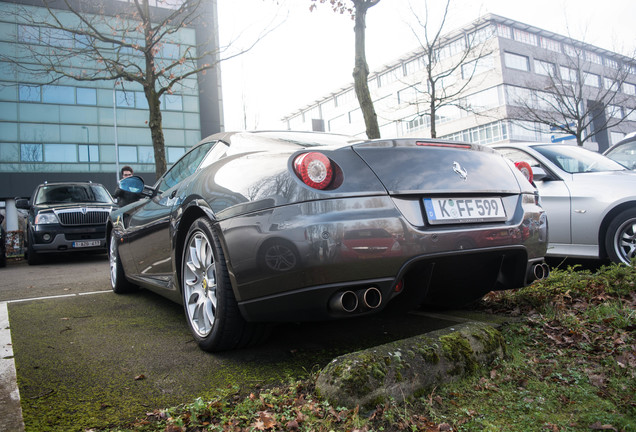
(107, 131), (548, 351)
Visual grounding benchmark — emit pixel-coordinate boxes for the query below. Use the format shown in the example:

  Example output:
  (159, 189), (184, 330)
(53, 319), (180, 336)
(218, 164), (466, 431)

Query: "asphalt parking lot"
(1, 254), (468, 432)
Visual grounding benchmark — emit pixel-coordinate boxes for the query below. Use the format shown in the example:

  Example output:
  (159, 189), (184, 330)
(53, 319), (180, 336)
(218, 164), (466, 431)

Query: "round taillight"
(293, 152), (334, 190)
(515, 161), (534, 184)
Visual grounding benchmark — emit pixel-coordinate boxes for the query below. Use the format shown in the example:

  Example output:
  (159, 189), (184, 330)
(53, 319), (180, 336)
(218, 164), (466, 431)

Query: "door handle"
(170, 190), (177, 199)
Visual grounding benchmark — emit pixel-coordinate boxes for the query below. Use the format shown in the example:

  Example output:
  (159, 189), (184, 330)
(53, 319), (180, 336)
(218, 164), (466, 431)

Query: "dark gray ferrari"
(107, 131), (549, 352)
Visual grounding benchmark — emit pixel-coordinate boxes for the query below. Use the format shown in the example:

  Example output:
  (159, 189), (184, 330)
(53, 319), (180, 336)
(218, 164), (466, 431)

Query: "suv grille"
(56, 209), (110, 226)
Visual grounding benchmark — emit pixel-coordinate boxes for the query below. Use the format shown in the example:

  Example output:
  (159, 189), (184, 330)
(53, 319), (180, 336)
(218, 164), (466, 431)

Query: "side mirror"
(115, 176), (149, 206)
(531, 166), (548, 182)
(15, 198), (30, 210)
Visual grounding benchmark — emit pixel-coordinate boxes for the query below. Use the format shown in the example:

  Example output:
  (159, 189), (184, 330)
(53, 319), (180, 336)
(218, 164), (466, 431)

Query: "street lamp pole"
(113, 81), (120, 182)
(81, 126), (90, 171)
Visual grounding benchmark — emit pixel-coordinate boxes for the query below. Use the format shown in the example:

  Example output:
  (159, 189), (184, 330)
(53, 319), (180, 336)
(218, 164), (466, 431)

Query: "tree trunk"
(146, 87), (168, 177)
(430, 96), (437, 138)
(352, 0), (380, 139)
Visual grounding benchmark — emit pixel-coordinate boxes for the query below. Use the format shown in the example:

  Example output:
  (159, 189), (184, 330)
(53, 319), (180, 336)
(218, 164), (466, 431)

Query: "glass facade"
(0, 0), (221, 201)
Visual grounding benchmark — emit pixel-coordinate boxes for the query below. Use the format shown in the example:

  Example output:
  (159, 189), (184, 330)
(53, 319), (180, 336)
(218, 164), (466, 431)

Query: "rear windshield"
(35, 184), (114, 205)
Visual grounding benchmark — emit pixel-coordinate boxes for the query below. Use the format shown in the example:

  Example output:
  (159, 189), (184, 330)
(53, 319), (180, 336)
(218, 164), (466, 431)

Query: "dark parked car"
(603, 132), (636, 170)
(107, 131), (549, 352)
(16, 182), (116, 265)
(0, 214), (6, 267)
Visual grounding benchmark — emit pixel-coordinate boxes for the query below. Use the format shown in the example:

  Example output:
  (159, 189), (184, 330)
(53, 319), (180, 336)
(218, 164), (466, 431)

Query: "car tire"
(605, 208), (636, 265)
(182, 217), (265, 352)
(26, 231), (42, 266)
(108, 231), (137, 293)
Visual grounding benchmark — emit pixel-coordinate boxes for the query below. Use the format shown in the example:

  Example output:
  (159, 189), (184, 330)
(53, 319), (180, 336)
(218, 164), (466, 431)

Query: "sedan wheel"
(182, 217), (264, 352)
(109, 231), (136, 293)
(606, 208), (636, 265)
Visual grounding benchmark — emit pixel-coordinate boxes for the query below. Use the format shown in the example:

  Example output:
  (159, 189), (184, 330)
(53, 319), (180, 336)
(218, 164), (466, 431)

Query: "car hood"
(352, 140), (524, 194)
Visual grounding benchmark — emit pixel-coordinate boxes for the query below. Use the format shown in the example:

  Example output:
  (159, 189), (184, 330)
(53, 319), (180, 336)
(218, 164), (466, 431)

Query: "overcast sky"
(216, 0), (636, 131)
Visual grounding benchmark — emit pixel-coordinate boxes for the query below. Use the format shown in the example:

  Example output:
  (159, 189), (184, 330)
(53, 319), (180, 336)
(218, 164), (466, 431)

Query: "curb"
(0, 302), (25, 432)
(316, 321), (505, 409)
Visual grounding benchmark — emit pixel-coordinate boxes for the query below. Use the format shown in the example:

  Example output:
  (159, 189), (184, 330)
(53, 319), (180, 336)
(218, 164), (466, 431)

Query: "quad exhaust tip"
(532, 262), (550, 281)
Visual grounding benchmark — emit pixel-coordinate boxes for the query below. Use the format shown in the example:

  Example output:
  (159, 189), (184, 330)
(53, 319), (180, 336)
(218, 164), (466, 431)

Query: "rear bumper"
(220, 194), (548, 322)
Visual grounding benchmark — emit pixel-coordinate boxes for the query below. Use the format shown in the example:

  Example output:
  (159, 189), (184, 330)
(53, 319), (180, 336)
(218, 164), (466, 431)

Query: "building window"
(405, 56), (426, 75)
(42, 85), (75, 104)
(470, 25), (494, 45)
(328, 114), (347, 132)
(19, 84), (41, 102)
(118, 146), (138, 162)
(504, 52), (529, 71)
(623, 83), (636, 95)
(335, 89), (355, 107)
(605, 77), (619, 91)
(605, 58), (619, 69)
(162, 94), (183, 111)
(563, 44), (578, 57)
(585, 51), (602, 65)
(138, 146), (155, 163)
(540, 37), (560, 53)
(441, 121), (508, 145)
(513, 28), (537, 46)
(45, 144), (77, 162)
(584, 73), (600, 88)
(397, 86), (420, 105)
(496, 24), (511, 39)
(76, 88), (97, 105)
(79, 145), (99, 162)
(378, 67), (402, 87)
(607, 105), (623, 119)
(160, 43), (180, 59)
(17, 25), (40, 44)
(462, 54), (494, 79)
(560, 66), (577, 82)
(167, 147), (186, 163)
(116, 90), (136, 108)
(21, 144), (43, 162)
(534, 59), (555, 76)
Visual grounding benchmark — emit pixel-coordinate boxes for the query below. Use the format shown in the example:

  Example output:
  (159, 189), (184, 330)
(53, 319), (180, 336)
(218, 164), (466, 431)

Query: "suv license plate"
(73, 240), (101, 248)
(424, 197), (506, 225)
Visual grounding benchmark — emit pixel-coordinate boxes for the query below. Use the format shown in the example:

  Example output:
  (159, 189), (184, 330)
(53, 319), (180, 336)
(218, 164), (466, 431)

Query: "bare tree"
(310, 0), (381, 139)
(404, 0), (492, 138)
(509, 43), (636, 148)
(3, 0), (273, 177)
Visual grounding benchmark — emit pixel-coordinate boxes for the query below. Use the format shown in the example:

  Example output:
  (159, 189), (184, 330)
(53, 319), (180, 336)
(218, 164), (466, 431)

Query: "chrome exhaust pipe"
(361, 287), (382, 309)
(531, 262), (550, 280)
(329, 290), (358, 313)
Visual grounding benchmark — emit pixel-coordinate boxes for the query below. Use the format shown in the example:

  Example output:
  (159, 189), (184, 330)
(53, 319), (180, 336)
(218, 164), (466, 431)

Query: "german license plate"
(423, 197), (506, 225)
(73, 240), (101, 248)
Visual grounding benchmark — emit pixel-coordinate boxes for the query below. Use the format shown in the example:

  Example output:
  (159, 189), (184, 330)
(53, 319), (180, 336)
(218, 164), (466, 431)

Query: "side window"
(156, 141), (216, 192)
(199, 142), (229, 169)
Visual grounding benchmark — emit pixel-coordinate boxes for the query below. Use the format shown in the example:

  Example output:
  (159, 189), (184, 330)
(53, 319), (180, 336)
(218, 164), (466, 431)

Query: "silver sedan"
(492, 143), (636, 265)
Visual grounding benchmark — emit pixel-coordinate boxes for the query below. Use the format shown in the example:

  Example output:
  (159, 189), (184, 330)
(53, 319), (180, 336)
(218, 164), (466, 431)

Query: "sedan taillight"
(293, 152), (334, 190)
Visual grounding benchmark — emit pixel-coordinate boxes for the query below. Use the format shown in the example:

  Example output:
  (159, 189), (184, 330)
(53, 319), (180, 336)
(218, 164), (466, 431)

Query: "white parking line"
(0, 290), (110, 432)
(1, 302), (25, 432)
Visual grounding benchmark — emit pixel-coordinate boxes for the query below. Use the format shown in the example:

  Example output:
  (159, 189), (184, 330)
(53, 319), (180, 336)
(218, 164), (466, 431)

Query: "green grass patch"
(98, 263), (636, 431)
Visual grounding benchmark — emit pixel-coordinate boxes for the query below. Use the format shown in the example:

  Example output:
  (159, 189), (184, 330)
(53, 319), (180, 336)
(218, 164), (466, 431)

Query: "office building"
(0, 0), (223, 201)
(283, 14), (636, 151)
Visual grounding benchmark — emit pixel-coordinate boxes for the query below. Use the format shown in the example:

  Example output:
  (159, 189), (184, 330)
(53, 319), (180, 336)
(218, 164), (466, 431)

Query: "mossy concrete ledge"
(316, 322), (505, 409)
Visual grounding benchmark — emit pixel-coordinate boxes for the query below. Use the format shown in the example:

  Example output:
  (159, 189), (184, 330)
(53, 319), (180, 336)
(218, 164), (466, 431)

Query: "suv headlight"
(35, 212), (59, 225)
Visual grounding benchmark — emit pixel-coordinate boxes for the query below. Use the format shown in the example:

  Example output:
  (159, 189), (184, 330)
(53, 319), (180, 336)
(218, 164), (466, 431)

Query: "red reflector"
(293, 152), (334, 190)
(394, 279), (403, 293)
(416, 141), (471, 149)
